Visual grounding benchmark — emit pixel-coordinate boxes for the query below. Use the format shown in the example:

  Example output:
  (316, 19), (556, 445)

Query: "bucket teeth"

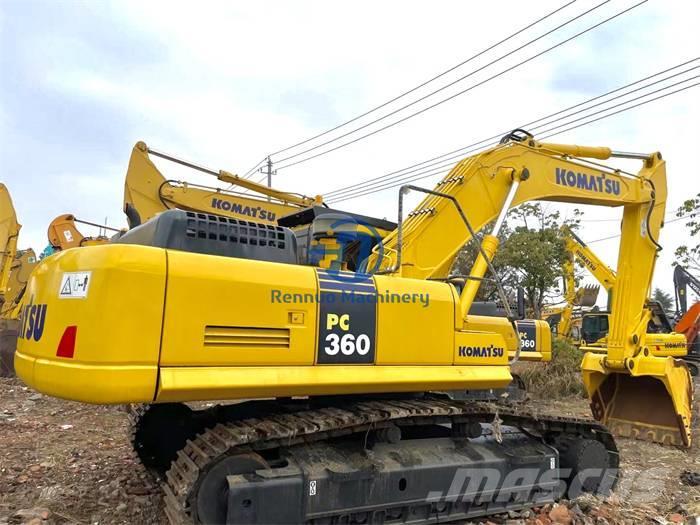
(606, 419), (686, 447)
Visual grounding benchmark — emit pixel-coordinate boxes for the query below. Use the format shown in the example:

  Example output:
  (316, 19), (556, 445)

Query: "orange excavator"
(674, 265), (700, 360)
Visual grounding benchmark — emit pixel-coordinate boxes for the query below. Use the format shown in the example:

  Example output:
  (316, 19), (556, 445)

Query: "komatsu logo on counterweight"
(555, 167), (620, 195)
(211, 198), (276, 221)
(17, 297), (47, 342)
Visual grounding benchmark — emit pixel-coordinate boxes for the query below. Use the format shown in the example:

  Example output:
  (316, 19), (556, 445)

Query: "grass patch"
(515, 339), (586, 399)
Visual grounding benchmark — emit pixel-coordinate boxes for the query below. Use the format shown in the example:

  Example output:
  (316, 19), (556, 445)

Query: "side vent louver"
(204, 326), (291, 350)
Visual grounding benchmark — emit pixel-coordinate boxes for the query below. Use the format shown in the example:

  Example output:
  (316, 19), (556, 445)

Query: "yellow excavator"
(0, 183), (22, 311)
(0, 184), (37, 376)
(15, 131), (692, 524)
(542, 231), (616, 342)
(559, 230), (691, 369)
(123, 141), (324, 228)
(542, 273), (599, 342)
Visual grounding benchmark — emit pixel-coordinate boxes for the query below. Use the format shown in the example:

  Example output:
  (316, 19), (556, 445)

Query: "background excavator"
(0, 184), (36, 376)
(123, 141), (324, 228)
(1, 195), (119, 374)
(674, 265), (700, 359)
(542, 248), (600, 342)
(14, 132), (691, 524)
(557, 230), (695, 372)
(46, 214), (119, 252)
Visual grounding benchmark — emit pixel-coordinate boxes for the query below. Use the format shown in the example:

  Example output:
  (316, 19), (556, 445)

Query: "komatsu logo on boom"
(555, 168), (620, 195)
(211, 198), (276, 221)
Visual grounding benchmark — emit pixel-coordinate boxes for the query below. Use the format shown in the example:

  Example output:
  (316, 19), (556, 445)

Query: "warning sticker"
(59, 272), (92, 299)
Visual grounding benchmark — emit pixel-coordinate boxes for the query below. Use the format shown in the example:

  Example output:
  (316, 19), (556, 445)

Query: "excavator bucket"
(576, 285), (600, 308)
(581, 352), (693, 447)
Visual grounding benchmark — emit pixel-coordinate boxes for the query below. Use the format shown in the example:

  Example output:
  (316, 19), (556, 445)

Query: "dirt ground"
(1, 376), (700, 525)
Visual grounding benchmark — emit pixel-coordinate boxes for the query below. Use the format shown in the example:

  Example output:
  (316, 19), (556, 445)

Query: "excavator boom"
(369, 132), (691, 446)
(123, 141), (323, 228)
(0, 185), (37, 377)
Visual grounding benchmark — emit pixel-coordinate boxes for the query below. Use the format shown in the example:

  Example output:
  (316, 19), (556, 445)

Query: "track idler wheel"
(191, 453), (269, 525)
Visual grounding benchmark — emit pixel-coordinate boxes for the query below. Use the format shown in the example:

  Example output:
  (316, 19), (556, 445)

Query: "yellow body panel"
(464, 315), (552, 362)
(160, 251), (318, 366)
(156, 365), (512, 403)
(16, 244), (519, 404)
(15, 350), (156, 403)
(14, 245), (166, 403)
(373, 275), (453, 364)
(454, 331), (508, 365)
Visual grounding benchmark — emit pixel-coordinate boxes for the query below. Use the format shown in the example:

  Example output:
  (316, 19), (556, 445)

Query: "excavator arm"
(554, 255), (578, 338)
(370, 132), (691, 446)
(565, 230), (616, 292)
(674, 265), (700, 316)
(123, 142), (323, 228)
(0, 184), (21, 302)
(47, 214), (119, 251)
(559, 231), (611, 341)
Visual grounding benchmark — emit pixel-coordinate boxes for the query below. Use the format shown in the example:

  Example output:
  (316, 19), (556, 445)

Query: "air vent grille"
(204, 325), (290, 350)
(185, 211), (288, 249)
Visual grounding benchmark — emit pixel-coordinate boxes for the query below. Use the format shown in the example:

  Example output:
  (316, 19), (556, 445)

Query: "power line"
(326, 75), (699, 204)
(331, 78), (699, 203)
(242, 157), (268, 179)
(328, 78), (698, 203)
(271, 0), (598, 166)
(536, 75), (699, 137)
(586, 214), (691, 244)
(273, 0), (645, 171)
(537, 80), (700, 140)
(266, 0), (578, 158)
(324, 58), (698, 199)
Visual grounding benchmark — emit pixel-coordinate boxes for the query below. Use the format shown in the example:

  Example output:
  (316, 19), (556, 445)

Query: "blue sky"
(1, 0), (698, 298)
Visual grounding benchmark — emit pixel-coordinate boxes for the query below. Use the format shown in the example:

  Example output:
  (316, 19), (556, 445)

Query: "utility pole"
(259, 156), (276, 201)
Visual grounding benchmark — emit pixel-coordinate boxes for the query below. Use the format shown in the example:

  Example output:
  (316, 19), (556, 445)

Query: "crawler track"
(159, 398), (619, 524)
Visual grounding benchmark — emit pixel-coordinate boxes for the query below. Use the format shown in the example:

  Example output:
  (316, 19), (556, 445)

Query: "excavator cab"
(278, 205), (396, 271)
(581, 311), (608, 345)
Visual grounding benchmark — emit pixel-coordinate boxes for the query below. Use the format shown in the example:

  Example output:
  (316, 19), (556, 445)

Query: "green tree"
(651, 287), (674, 312)
(675, 193), (700, 272)
(451, 204), (582, 318)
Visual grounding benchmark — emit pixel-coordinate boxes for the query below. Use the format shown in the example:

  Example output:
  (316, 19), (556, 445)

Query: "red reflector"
(56, 326), (77, 358)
